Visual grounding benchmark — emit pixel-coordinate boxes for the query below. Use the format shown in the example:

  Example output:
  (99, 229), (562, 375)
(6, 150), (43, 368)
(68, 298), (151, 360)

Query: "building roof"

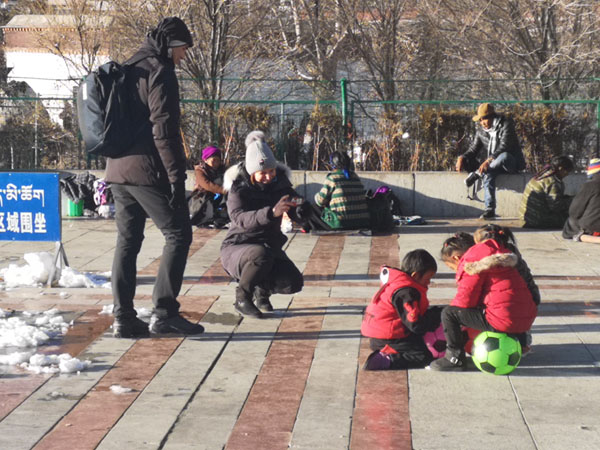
(3, 14), (112, 29)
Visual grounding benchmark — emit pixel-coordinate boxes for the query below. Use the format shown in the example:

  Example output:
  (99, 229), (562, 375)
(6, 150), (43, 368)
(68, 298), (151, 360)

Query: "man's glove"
(169, 182), (187, 210)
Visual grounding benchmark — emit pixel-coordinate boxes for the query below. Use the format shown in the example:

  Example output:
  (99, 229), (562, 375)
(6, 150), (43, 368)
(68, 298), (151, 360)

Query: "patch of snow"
(110, 384), (133, 394)
(0, 252), (110, 289)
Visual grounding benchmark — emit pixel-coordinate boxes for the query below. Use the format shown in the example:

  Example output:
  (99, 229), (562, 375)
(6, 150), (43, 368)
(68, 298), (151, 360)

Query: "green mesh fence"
(0, 77), (598, 171)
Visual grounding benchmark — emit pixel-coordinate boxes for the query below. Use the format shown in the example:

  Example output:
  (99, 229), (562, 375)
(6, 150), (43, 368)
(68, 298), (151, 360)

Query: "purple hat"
(202, 146), (221, 161)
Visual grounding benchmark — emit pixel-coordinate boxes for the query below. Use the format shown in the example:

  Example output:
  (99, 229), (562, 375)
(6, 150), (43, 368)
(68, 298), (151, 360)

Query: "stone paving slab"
(0, 219), (599, 449)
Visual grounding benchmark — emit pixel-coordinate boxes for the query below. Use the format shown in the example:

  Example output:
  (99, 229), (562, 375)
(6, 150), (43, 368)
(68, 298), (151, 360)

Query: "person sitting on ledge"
(519, 155), (574, 229)
(456, 103), (526, 220)
(562, 158), (600, 244)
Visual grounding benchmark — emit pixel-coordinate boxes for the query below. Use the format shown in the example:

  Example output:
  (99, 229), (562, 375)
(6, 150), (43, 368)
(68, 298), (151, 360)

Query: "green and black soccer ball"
(472, 331), (522, 375)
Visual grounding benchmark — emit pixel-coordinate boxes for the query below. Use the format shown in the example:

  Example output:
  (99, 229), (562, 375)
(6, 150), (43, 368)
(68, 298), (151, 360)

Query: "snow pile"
(58, 267), (110, 289)
(0, 252), (55, 288)
(22, 352), (91, 374)
(0, 252), (111, 289)
(110, 384), (133, 394)
(0, 317), (51, 349)
(0, 308), (91, 374)
(0, 351), (32, 365)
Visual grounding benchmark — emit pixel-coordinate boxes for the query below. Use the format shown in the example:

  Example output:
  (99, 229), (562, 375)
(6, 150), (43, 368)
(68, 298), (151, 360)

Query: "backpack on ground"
(76, 57), (147, 158)
(366, 186), (396, 231)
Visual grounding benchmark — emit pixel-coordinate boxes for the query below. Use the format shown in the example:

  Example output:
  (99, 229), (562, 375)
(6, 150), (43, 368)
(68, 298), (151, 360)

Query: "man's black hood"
(145, 17), (193, 60)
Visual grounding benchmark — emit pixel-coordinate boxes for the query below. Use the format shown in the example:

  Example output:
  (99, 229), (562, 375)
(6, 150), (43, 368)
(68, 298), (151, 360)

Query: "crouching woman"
(220, 131), (305, 318)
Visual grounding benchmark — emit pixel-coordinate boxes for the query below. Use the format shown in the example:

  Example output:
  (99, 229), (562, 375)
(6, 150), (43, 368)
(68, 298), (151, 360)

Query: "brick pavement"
(0, 219), (599, 449)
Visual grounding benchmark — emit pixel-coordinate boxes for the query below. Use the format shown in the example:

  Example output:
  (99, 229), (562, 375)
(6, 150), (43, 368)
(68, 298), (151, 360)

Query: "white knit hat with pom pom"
(245, 130), (277, 175)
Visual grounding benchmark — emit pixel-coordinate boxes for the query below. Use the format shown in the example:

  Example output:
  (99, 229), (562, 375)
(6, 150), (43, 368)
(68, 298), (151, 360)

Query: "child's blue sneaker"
(363, 350), (392, 370)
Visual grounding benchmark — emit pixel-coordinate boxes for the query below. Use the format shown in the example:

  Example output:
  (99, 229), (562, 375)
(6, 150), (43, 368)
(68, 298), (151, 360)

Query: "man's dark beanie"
(149, 17), (194, 51)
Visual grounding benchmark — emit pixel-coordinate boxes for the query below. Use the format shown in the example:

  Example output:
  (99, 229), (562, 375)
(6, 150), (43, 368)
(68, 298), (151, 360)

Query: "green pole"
(340, 78), (348, 128)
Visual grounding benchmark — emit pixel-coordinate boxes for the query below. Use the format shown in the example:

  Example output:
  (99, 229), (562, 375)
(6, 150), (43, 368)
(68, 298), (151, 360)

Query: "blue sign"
(0, 172), (61, 242)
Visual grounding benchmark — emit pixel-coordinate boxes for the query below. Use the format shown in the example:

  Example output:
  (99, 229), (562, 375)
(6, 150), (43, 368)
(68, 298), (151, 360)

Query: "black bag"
(188, 190), (213, 226)
(366, 192), (395, 231)
(76, 57), (147, 157)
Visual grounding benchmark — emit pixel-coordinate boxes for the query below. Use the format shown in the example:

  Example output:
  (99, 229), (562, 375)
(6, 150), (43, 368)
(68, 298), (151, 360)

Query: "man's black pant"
(221, 243), (303, 298)
(111, 184), (192, 320)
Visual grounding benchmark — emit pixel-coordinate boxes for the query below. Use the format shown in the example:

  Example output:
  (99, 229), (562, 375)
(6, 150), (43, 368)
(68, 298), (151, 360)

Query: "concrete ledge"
(294, 171), (587, 218)
(58, 169), (588, 218)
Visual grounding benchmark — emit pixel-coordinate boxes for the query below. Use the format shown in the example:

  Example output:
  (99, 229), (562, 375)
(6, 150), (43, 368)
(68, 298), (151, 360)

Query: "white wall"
(5, 51), (108, 124)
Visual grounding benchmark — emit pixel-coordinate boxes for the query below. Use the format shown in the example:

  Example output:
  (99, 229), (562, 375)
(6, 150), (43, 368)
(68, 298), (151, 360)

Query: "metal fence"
(1, 77), (599, 171)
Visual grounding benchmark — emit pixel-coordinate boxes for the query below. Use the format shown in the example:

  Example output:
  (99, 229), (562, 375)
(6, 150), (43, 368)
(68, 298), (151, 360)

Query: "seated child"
(474, 224), (540, 308)
(361, 249), (443, 370)
(431, 227), (538, 371)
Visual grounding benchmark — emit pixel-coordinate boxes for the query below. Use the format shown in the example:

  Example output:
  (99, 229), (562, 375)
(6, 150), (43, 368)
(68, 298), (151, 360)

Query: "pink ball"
(423, 323), (446, 359)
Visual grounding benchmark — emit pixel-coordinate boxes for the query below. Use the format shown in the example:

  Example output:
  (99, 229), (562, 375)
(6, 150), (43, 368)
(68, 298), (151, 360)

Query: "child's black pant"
(370, 334), (434, 369)
(441, 305), (528, 356)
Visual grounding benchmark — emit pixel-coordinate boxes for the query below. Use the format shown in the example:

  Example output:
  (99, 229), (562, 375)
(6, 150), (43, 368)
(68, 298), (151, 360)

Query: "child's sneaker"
(363, 350), (392, 370)
(429, 354), (467, 371)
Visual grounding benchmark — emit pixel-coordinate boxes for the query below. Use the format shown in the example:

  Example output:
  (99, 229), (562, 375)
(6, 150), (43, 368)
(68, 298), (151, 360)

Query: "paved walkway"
(0, 218), (599, 450)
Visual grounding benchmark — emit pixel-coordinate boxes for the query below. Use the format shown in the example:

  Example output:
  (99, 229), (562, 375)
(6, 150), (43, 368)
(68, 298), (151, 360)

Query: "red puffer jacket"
(452, 239), (537, 333)
(361, 267), (429, 340)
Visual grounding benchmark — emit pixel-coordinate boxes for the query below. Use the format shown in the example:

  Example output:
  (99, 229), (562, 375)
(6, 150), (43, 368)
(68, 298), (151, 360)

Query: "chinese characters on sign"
(0, 184), (48, 234)
(0, 173), (61, 242)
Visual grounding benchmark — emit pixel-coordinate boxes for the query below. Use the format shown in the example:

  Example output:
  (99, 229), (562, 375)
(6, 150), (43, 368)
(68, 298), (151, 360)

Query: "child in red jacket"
(361, 249), (442, 370)
(431, 227), (538, 371)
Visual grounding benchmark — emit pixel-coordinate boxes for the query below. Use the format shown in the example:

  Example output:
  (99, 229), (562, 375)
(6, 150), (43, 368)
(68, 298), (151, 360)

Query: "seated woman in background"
(304, 151), (370, 231)
(562, 158), (600, 244)
(519, 155), (574, 228)
(190, 146), (228, 227)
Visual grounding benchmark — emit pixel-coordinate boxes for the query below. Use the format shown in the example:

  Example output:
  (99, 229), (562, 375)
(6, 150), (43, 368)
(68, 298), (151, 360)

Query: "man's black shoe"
(234, 298), (263, 318)
(113, 316), (150, 339)
(479, 209), (496, 220)
(150, 315), (205, 335)
(464, 171), (481, 188)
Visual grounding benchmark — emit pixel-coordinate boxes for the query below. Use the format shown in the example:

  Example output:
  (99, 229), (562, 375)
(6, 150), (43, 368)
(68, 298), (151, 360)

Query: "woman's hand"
(272, 195), (297, 217)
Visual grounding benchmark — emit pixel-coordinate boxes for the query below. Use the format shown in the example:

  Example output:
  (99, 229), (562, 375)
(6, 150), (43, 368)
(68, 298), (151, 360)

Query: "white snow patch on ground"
(110, 384), (134, 394)
(0, 308), (91, 374)
(59, 267), (111, 289)
(0, 252), (110, 289)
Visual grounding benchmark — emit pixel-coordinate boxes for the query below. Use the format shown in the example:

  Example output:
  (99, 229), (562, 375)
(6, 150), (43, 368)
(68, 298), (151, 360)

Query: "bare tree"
(337, 0), (415, 105)
(266, 0), (350, 100)
(419, 0), (600, 100)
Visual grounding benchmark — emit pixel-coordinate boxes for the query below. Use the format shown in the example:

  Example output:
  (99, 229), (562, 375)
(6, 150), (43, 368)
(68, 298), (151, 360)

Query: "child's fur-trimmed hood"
(463, 252), (518, 275)
(223, 162), (292, 193)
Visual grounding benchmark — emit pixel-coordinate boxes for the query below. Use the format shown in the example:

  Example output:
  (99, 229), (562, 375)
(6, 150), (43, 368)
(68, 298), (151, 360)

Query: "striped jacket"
(518, 175), (571, 228)
(315, 170), (370, 229)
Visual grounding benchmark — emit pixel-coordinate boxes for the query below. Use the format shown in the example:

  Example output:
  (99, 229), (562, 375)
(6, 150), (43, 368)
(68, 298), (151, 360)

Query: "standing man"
(105, 17), (204, 338)
(456, 103), (526, 219)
